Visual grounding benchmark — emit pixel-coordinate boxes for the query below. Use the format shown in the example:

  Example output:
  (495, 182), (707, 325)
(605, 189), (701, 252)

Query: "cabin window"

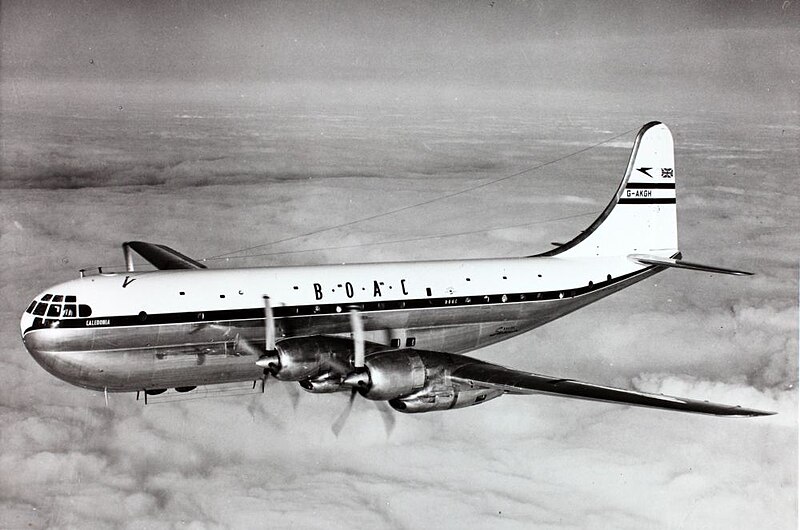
(426, 288), (432, 296)
(466, 278), (471, 282)
(33, 303), (48, 316)
(179, 291), (185, 296)
(78, 304), (92, 317)
(406, 337), (416, 347)
(47, 305), (61, 317)
(607, 274), (612, 281)
(390, 339), (401, 348)
(219, 294), (226, 299)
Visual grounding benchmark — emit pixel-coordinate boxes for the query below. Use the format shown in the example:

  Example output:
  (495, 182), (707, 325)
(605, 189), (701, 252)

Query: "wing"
(123, 241), (207, 270)
(450, 362), (774, 417)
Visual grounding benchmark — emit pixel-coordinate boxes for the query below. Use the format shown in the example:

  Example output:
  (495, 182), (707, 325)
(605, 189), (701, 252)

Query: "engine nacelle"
(357, 349), (504, 412)
(299, 375), (348, 394)
(389, 387), (503, 413)
(271, 337), (354, 381)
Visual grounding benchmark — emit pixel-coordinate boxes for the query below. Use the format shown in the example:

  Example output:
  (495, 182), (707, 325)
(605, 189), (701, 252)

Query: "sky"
(1, 1), (798, 529)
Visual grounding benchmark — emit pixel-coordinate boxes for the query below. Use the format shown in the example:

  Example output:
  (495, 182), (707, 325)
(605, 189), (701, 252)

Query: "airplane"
(19, 122), (774, 418)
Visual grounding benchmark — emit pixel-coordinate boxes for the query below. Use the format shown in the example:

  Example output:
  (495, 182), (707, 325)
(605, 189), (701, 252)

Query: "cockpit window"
(28, 295), (88, 319)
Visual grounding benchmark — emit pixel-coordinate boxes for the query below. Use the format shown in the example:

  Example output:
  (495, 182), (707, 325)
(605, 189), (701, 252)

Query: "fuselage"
(20, 256), (661, 392)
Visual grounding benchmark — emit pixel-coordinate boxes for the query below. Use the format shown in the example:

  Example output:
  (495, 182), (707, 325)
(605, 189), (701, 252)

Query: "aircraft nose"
(20, 308), (35, 338)
(20, 319), (112, 391)
(21, 323), (58, 373)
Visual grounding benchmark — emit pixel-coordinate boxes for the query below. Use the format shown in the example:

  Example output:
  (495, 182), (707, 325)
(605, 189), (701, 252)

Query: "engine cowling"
(359, 350), (427, 401)
(270, 337), (354, 381)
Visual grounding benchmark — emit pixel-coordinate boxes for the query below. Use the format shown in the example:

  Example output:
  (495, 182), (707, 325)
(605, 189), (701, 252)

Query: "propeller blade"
(374, 401), (396, 438)
(332, 388), (358, 437)
(235, 333), (262, 357)
(349, 309), (365, 368)
(285, 382), (301, 410)
(263, 295), (276, 351)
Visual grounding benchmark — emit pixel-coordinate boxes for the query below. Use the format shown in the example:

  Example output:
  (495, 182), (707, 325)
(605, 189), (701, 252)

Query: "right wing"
(450, 361), (774, 417)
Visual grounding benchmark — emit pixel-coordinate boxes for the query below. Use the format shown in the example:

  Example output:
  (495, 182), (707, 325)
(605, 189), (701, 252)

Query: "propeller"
(331, 388), (358, 437)
(342, 308), (370, 389)
(331, 389), (396, 438)
(255, 295), (280, 371)
(252, 295), (300, 409)
(264, 295), (276, 351)
(375, 401), (397, 436)
(350, 309), (364, 369)
(331, 308), (395, 437)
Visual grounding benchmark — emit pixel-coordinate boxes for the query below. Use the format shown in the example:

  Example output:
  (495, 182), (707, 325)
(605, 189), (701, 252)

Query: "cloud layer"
(2, 91), (796, 529)
(1, 4), (797, 525)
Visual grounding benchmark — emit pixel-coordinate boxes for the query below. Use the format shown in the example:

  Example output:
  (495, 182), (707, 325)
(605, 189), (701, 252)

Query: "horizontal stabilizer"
(629, 254), (752, 276)
(123, 241), (207, 270)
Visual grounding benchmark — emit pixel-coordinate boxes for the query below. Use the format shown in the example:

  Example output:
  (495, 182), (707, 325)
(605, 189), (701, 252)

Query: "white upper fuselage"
(23, 255), (645, 325)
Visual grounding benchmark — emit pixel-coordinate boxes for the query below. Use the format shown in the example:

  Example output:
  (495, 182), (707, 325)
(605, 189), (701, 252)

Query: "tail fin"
(538, 122), (678, 258)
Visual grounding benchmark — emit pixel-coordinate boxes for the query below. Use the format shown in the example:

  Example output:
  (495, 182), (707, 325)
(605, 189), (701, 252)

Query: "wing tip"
(733, 409), (777, 418)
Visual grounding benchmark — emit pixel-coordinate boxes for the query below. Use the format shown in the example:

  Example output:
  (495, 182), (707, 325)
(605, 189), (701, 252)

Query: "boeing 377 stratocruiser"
(20, 122), (774, 418)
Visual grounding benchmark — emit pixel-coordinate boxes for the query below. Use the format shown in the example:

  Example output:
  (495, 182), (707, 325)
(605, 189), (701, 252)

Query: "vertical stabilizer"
(537, 122), (678, 258)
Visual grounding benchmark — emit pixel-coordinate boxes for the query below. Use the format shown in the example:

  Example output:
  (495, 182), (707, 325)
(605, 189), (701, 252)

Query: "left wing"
(450, 362), (774, 417)
(123, 241), (207, 270)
